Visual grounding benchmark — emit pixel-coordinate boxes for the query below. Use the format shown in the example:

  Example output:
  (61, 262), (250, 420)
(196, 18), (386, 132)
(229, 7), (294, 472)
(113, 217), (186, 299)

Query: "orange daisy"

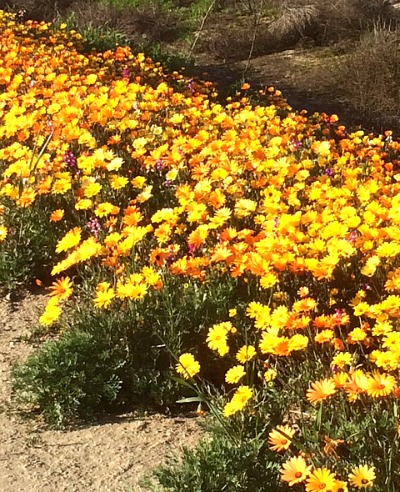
(306, 378), (336, 405)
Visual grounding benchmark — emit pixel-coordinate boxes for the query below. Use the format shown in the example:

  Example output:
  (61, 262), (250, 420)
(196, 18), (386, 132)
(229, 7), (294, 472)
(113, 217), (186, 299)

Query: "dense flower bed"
(2, 9), (400, 490)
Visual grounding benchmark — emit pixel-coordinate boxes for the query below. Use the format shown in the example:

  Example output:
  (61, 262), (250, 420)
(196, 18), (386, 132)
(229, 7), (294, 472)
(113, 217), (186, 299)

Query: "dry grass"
(205, 0), (400, 62)
(336, 26), (400, 131)
(283, 0), (400, 43)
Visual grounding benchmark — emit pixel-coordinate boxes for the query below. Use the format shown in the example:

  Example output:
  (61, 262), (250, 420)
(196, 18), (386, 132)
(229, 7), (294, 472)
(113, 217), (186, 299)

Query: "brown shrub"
(284, 0), (400, 44)
(336, 26), (400, 131)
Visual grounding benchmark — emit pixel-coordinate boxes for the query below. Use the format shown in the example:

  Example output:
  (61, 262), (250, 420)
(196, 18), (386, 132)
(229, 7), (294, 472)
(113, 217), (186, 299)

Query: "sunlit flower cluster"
(2, 9), (400, 489)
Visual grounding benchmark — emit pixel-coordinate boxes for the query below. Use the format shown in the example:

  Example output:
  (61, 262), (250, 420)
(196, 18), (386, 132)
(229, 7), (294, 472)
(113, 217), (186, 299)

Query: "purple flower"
(87, 218), (102, 236)
(156, 158), (165, 171)
(291, 139), (302, 150)
(187, 78), (195, 94)
(330, 364), (339, 374)
(122, 68), (130, 80)
(63, 151), (77, 168)
(188, 244), (197, 256)
(346, 230), (357, 243)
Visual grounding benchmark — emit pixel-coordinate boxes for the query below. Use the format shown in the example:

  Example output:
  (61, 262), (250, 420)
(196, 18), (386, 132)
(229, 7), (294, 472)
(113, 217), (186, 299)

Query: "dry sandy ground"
(0, 292), (202, 492)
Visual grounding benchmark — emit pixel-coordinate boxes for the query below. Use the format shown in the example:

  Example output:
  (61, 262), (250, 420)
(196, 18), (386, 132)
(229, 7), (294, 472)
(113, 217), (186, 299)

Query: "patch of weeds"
(81, 23), (130, 52)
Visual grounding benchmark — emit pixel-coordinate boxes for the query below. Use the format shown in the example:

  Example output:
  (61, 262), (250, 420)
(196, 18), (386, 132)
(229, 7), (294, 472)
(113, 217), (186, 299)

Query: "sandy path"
(0, 292), (202, 492)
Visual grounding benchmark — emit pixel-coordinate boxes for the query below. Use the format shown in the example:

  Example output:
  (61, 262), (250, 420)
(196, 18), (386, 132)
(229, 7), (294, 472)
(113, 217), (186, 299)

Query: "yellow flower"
(76, 237), (102, 262)
(331, 352), (353, 368)
(365, 372), (397, 398)
(361, 255), (380, 277)
(236, 345), (256, 363)
(312, 140), (331, 156)
(225, 365), (246, 384)
(75, 199), (93, 210)
(56, 227), (81, 253)
(223, 385), (253, 417)
(332, 480), (348, 492)
(85, 73), (97, 85)
(83, 180), (102, 198)
(207, 322), (232, 356)
(116, 281), (147, 300)
(0, 225), (8, 241)
(94, 282), (115, 309)
(280, 455), (312, 486)
(264, 368), (277, 382)
(131, 176), (147, 188)
(110, 175), (129, 190)
(234, 198), (257, 218)
(176, 353), (200, 379)
(95, 202), (120, 218)
(306, 468), (336, 492)
(348, 465), (376, 489)
(288, 333), (309, 352)
(347, 327), (367, 344)
(39, 298), (62, 326)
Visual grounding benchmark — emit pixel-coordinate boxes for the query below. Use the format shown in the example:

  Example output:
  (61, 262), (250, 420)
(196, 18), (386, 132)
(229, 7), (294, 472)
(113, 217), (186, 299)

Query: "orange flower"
(307, 378), (336, 405)
(50, 209), (64, 222)
(48, 276), (73, 302)
(268, 424), (296, 452)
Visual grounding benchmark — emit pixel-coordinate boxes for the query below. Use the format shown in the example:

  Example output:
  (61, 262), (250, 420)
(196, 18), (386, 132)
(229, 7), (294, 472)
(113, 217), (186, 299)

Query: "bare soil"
(192, 46), (371, 132)
(0, 292), (202, 492)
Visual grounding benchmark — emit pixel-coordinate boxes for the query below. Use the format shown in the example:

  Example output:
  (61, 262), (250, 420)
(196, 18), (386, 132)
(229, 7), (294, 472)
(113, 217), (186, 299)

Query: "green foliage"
(58, 12), (130, 52)
(0, 197), (66, 292)
(11, 272), (246, 425)
(145, 422), (285, 492)
(101, 0), (175, 9)
(82, 23), (130, 52)
(12, 329), (125, 427)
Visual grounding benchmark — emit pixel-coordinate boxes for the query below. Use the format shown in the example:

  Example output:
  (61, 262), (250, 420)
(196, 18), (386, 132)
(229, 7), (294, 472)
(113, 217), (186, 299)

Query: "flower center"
(362, 479), (369, 485)
(295, 472), (303, 478)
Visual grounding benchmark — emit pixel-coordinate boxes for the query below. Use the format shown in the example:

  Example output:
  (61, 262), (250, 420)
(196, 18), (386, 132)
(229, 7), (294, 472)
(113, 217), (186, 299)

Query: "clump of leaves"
(145, 421), (285, 492)
(12, 329), (126, 427)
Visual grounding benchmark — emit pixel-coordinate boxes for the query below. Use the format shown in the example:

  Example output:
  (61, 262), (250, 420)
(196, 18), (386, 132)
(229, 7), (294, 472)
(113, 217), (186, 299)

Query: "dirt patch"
(192, 46), (370, 131)
(0, 292), (202, 492)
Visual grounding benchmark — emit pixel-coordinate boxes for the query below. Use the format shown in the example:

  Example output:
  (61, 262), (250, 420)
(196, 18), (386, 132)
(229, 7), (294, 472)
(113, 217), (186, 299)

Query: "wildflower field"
(2, 8), (400, 491)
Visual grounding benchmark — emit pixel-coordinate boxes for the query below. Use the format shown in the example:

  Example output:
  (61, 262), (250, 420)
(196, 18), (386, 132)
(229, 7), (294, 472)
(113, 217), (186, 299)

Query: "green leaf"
(316, 402), (323, 431)
(176, 396), (203, 404)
